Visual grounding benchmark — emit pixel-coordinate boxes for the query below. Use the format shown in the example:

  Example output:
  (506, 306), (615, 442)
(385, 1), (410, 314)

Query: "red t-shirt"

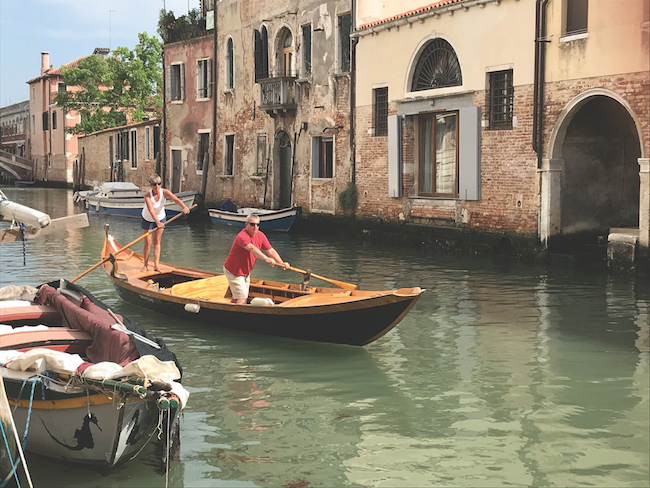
(223, 228), (272, 276)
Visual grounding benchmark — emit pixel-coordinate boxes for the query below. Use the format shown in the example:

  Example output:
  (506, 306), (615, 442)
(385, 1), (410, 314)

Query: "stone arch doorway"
(541, 90), (644, 247)
(273, 130), (292, 209)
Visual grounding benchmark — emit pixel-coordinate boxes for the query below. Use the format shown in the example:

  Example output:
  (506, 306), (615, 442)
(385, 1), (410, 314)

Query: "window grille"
(373, 87), (388, 137)
(411, 39), (462, 92)
(487, 69), (513, 130)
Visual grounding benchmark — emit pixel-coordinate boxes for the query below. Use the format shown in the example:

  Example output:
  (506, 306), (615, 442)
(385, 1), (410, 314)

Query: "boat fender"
(184, 303), (200, 313)
(250, 297), (274, 307)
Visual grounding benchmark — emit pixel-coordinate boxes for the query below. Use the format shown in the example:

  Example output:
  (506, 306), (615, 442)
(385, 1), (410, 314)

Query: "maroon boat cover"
(35, 285), (139, 366)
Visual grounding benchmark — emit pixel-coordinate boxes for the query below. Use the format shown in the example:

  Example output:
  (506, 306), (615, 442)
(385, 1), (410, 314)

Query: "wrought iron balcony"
(258, 73), (297, 114)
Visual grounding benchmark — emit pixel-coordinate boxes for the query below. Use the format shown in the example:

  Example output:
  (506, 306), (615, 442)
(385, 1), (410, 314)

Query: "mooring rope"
(0, 418), (20, 488)
(20, 223), (27, 266)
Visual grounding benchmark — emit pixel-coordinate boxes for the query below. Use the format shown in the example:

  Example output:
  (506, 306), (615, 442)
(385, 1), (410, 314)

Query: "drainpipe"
(202, 4), (218, 198)
(48, 77), (53, 180)
(162, 47), (167, 184)
(533, 0), (550, 169)
(350, 1), (357, 185)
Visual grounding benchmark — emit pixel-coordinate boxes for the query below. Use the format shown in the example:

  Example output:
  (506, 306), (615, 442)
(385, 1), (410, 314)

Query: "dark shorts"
(141, 216), (166, 230)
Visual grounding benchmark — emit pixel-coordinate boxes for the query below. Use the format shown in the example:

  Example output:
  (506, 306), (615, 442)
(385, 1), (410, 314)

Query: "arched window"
(279, 28), (293, 77)
(411, 38), (462, 92)
(226, 38), (234, 88)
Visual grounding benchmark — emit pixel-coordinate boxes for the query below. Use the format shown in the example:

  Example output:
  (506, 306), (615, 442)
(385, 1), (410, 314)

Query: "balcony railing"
(258, 74), (297, 113)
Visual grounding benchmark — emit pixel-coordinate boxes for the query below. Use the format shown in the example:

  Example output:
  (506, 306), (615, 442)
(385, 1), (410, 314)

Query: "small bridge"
(0, 150), (34, 183)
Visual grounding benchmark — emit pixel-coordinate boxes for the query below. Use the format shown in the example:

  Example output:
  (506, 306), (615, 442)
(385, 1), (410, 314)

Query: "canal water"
(1, 187), (648, 488)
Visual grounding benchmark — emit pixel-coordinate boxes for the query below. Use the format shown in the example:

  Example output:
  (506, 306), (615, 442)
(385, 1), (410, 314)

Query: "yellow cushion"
(170, 275), (230, 301)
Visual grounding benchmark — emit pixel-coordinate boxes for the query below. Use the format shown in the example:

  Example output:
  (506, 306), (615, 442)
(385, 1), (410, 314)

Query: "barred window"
(373, 87), (388, 137)
(487, 69), (513, 130)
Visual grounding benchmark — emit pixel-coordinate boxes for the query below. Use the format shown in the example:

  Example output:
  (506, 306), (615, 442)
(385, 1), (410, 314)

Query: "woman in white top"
(141, 174), (189, 272)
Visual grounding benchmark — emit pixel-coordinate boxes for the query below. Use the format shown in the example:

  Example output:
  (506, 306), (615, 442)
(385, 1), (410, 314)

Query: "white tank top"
(141, 187), (166, 222)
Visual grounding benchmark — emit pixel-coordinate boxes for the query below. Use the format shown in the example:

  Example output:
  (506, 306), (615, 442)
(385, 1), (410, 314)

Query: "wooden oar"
(70, 204), (197, 283)
(287, 265), (358, 290)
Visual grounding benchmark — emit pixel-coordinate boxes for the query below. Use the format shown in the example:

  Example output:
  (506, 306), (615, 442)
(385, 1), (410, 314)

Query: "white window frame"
(197, 129), (211, 174)
(311, 135), (334, 179)
(197, 58), (212, 100)
(168, 62), (185, 102)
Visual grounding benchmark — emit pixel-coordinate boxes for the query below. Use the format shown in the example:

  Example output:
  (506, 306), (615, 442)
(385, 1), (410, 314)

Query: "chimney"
(41, 52), (50, 75)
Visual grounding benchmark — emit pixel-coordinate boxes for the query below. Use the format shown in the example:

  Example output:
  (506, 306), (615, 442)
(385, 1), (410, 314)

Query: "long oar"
(287, 265), (358, 290)
(70, 204), (197, 283)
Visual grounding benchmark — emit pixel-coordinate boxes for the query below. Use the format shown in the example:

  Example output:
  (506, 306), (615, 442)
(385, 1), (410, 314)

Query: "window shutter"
(387, 114), (402, 197)
(311, 137), (320, 177)
(180, 63), (185, 100)
(458, 106), (481, 200)
(254, 30), (262, 82)
(196, 62), (201, 98)
(207, 59), (212, 97)
(261, 28), (269, 78)
(167, 66), (172, 101)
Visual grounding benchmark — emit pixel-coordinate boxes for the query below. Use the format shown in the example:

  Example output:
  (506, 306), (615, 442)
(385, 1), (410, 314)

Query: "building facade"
(77, 119), (162, 190)
(164, 0), (354, 213)
(0, 101), (30, 157)
(26, 52), (85, 183)
(354, 0), (649, 249)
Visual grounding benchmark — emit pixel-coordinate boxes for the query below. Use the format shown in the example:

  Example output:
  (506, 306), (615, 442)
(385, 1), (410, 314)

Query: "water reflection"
(1, 187), (648, 487)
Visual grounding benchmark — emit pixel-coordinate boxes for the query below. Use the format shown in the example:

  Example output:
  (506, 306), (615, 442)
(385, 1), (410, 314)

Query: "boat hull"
(4, 383), (159, 469)
(0, 284), (186, 472)
(109, 275), (418, 346)
(87, 191), (201, 219)
(208, 207), (298, 232)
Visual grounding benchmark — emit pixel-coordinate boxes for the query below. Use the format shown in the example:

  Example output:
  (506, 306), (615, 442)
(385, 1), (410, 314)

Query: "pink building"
(27, 51), (108, 183)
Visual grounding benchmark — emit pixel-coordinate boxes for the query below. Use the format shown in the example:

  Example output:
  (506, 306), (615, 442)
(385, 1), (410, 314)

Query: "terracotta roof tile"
(27, 56), (87, 84)
(359, 0), (464, 30)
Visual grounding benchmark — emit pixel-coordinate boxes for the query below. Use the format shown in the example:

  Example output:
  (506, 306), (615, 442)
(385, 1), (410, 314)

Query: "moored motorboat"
(100, 226), (423, 346)
(0, 280), (188, 472)
(208, 201), (299, 232)
(85, 182), (203, 219)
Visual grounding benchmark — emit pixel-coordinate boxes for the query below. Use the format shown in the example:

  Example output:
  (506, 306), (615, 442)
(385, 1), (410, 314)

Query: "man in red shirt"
(223, 214), (290, 304)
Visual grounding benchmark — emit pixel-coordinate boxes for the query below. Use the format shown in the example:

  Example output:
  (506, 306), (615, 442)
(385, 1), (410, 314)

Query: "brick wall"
(356, 70), (649, 236)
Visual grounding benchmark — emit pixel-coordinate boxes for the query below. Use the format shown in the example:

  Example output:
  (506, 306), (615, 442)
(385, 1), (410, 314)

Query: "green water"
(1, 187), (648, 487)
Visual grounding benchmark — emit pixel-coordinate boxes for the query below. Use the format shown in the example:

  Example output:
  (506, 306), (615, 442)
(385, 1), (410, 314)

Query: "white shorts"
(223, 266), (250, 299)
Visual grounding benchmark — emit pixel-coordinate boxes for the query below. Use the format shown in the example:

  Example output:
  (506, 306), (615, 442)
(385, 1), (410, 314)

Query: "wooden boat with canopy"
(100, 225), (423, 346)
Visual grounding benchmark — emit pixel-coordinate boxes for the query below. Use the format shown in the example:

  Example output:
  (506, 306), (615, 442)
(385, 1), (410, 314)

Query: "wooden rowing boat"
(101, 226), (423, 346)
(0, 280), (188, 472)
